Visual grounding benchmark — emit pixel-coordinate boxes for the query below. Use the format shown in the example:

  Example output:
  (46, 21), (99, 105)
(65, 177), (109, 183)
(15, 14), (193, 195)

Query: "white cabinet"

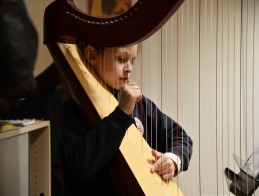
(0, 121), (51, 196)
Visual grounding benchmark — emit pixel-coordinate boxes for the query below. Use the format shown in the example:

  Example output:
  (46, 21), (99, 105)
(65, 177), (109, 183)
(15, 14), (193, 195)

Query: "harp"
(44, 0), (185, 195)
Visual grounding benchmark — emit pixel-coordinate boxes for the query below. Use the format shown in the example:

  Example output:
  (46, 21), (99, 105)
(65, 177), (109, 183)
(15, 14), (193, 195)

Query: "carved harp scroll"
(44, 0), (184, 195)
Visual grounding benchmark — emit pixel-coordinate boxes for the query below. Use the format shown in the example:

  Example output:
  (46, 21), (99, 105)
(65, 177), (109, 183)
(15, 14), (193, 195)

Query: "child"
(58, 43), (193, 195)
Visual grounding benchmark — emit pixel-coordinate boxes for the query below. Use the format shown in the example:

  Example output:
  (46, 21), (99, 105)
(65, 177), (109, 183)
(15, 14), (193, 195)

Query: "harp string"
(246, 0), (255, 190)
(252, 0), (255, 193)
(176, 5), (180, 188)
(163, 5), (169, 182)
(233, 0), (236, 194)
(227, 0), (230, 187)
(245, 0), (248, 170)
(239, 0), (243, 183)
(245, 0), (252, 189)
(198, 0), (201, 194)
(232, 0), (239, 194)
(221, 0), (224, 193)
(157, 24), (161, 184)
(214, 1), (219, 193)
(140, 44), (144, 158)
(186, 0), (191, 194)
(215, 0), (219, 194)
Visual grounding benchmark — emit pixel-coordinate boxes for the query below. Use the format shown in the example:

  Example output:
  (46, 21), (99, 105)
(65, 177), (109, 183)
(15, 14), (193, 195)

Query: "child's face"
(94, 44), (138, 90)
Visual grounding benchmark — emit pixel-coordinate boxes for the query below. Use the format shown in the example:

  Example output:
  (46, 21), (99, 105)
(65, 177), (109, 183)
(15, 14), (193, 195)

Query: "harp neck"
(44, 0), (184, 47)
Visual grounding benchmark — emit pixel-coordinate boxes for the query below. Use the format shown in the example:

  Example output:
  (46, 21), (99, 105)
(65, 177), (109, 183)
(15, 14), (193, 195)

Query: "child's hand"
(150, 149), (176, 180)
(118, 80), (142, 115)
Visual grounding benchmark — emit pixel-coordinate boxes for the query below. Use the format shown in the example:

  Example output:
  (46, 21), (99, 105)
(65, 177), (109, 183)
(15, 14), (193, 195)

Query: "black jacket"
(58, 92), (193, 195)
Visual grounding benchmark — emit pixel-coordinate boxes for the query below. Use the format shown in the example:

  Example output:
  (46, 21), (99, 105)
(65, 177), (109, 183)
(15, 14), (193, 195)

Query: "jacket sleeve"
(139, 96), (193, 171)
(58, 98), (134, 180)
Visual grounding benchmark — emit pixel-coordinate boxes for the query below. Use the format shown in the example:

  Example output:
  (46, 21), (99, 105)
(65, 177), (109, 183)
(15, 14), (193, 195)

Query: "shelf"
(0, 121), (51, 196)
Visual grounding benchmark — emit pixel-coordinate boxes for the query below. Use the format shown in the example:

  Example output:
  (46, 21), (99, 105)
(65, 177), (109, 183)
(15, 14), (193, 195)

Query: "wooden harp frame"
(44, 0), (184, 46)
(44, 0), (184, 195)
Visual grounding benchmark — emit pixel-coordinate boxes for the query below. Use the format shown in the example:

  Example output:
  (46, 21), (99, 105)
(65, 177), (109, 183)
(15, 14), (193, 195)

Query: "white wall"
(24, 0), (54, 76)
